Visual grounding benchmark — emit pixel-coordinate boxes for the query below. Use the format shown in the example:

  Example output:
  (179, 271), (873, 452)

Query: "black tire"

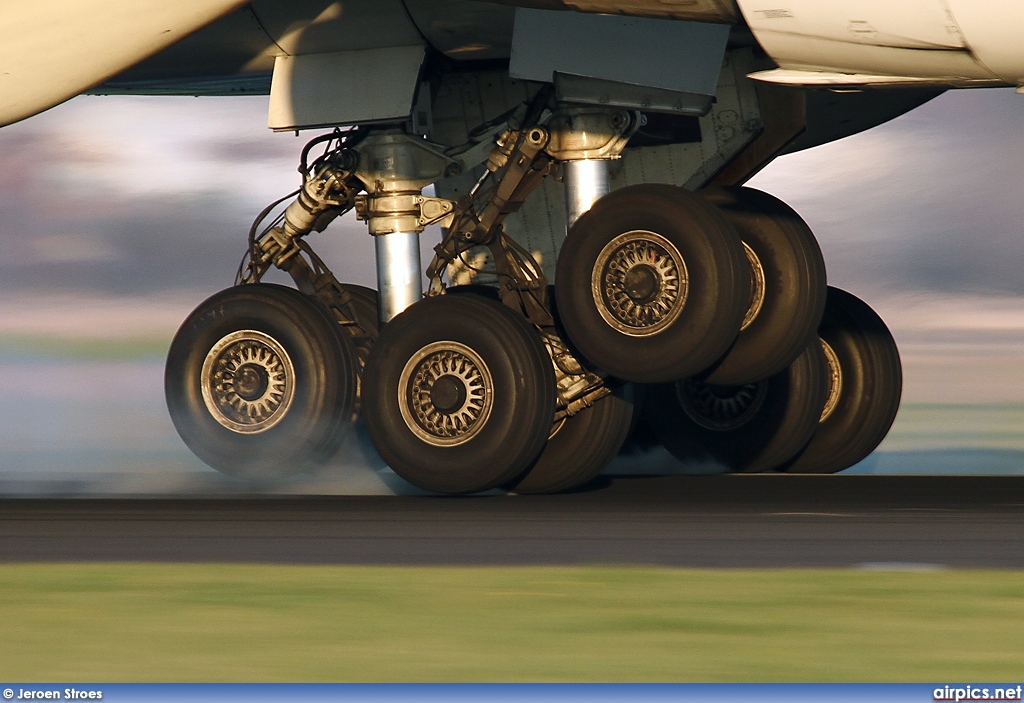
(555, 184), (750, 383)
(362, 294), (556, 494)
(447, 283), (501, 301)
(507, 383), (637, 494)
(338, 284), (379, 367)
(646, 339), (829, 473)
(336, 284), (378, 423)
(165, 283), (358, 480)
(783, 287), (902, 474)
(340, 284), (379, 341)
(700, 187), (828, 385)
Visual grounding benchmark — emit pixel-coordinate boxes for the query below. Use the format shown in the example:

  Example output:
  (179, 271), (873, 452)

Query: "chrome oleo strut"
(240, 95), (640, 420)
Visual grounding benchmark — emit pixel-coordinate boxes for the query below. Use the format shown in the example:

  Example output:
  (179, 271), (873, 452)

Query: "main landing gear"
(164, 94), (902, 492)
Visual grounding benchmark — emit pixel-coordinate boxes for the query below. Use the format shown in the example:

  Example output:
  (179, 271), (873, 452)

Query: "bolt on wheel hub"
(592, 230), (688, 337)
(399, 341), (494, 447)
(201, 330), (296, 434)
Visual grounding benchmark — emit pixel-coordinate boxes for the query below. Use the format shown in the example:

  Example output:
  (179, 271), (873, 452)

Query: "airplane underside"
(14, 0), (1021, 492)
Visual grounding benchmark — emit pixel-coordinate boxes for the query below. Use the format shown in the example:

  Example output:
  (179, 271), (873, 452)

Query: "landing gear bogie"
(163, 97), (903, 493)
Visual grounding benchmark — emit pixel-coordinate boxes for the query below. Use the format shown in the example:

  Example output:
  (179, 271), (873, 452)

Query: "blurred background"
(2, 87), (1023, 494)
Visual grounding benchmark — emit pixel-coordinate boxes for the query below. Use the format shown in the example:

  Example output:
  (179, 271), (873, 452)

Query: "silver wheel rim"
(740, 241), (766, 331)
(398, 341), (494, 447)
(591, 230), (688, 337)
(819, 338), (843, 423)
(201, 330), (296, 434)
(676, 378), (768, 431)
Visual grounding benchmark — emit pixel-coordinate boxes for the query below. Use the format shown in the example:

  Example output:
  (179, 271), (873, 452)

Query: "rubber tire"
(341, 284), (379, 341)
(340, 283), (379, 385)
(700, 187), (828, 385)
(362, 294), (556, 494)
(783, 287), (902, 474)
(333, 284), (379, 426)
(323, 284), (381, 474)
(646, 339), (829, 473)
(555, 184), (750, 384)
(165, 283), (358, 480)
(507, 383), (637, 494)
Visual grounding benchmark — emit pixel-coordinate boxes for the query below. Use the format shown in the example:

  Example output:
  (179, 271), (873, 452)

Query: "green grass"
(1, 565), (1023, 681)
(0, 334), (171, 361)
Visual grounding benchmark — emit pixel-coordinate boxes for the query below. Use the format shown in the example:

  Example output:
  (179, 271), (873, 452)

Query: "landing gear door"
(509, 8), (728, 115)
(268, 45), (426, 131)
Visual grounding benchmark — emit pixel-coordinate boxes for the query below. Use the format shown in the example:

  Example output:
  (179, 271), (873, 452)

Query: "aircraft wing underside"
(4, 0), (1024, 131)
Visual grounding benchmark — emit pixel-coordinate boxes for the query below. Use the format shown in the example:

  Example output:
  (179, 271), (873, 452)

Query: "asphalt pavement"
(1, 475), (1022, 567)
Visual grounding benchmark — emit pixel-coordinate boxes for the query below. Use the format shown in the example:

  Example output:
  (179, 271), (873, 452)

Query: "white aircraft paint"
(738, 0), (1024, 87)
(0, 0), (247, 127)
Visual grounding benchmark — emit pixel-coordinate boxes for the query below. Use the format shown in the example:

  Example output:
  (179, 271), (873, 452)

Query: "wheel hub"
(399, 341), (494, 447)
(201, 330), (296, 434)
(429, 374), (467, 414)
(740, 241), (766, 331)
(622, 264), (659, 303)
(234, 364), (270, 400)
(676, 378), (767, 431)
(819, 338), (843, 422)
(592, 230), (688, 337)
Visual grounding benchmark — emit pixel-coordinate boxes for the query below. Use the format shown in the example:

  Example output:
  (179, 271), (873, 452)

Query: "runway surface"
(2, 475), (1023, 567)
